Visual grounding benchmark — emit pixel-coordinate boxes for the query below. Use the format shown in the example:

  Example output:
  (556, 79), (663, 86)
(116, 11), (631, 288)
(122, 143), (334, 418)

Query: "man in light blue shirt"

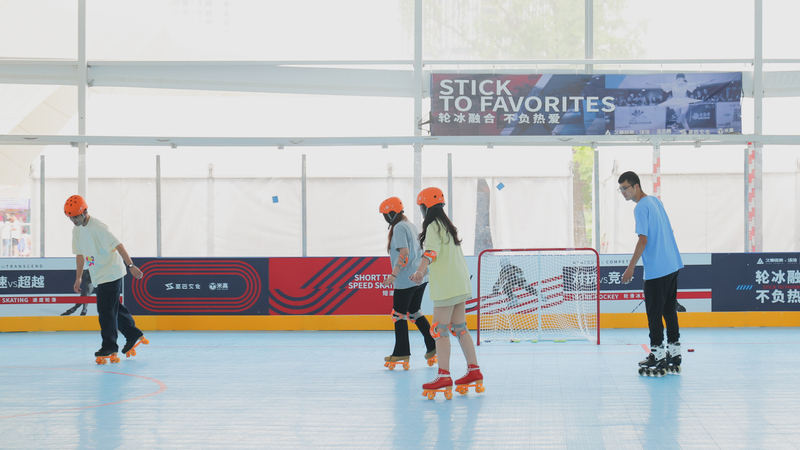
(619, 171), (684, 376)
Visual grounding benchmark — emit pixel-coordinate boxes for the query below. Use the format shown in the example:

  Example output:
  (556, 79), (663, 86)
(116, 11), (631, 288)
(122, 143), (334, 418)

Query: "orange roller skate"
(424, 348), (438, 367)
(422, 369), (453, 400)
(94, 349), (120, 365)
(384, 355), (410, 371)
(123, 335), (149, 358)
(455, 364), (485, 395)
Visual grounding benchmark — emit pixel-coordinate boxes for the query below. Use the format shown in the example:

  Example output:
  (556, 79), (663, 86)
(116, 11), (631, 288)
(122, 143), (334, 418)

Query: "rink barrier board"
(2, 312), (800, 333)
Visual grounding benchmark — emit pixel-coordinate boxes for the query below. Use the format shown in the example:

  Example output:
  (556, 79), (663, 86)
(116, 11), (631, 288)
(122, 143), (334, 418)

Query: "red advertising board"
(268, 257), (392, 315)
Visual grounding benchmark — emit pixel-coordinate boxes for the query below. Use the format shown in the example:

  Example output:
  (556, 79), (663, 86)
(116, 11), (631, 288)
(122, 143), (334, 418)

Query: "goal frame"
(476, 247), (600, 345)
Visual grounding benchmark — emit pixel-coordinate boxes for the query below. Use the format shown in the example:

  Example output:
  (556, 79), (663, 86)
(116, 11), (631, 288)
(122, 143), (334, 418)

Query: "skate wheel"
(426, 391), (436, 400)
(387, 363), (395, 370)
(95, 357), (103, 365)
(402, 362), (410, 371)
(456, 386), (468, 395)
(675, 366), (681, 374)
(444, 391), (453, 400)
(141, 338), (149, 345)
(476, 384), (485, 393)
(638, 368), (646, 376)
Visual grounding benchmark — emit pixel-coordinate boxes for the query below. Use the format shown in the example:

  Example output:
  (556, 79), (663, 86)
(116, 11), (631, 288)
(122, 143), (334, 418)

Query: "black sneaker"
(122, 336), (144, 355)
(95, 348), (117, 357)
(79, 304), (88, 316)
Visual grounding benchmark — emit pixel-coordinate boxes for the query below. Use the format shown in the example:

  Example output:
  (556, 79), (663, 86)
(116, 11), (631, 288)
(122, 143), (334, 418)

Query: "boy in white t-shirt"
(64, 195), (147, 361)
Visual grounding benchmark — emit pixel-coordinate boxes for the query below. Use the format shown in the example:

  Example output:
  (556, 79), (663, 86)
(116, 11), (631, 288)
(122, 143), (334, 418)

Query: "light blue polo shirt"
(634, 196), (684, 280)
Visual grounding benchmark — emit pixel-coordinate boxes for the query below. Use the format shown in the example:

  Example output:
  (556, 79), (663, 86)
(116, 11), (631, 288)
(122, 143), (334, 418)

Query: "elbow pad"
(423, 250), (437, 263)
(394, 254), (409, 268)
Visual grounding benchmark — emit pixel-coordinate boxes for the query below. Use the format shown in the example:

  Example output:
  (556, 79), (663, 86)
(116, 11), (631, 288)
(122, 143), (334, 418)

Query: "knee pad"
(407, 310), (423, 324)
(429, 321), (449, 340)
(447, 322), (468, 338)
(391, 309), (407, 323)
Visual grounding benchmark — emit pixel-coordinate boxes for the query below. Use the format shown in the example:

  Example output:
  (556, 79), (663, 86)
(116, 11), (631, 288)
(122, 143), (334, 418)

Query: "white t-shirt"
(72, 216), (126, 285)
(10, 220), (21, 240)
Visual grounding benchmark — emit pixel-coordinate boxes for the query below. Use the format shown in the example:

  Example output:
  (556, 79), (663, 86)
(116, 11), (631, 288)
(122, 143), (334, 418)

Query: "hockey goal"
(477, 248), (600, 345)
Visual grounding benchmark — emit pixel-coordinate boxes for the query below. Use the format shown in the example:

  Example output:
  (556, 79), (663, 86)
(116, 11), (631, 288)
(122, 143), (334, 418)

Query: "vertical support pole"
(745, 142), (760, 252)
(652, 143), (661, 199)
(592, 144), (600, 252)
(207, 164), (214, 256)
(796, 158), (800, 251)
(40, 155), (45, 257)
(754, 143), (763, 252)
(413, 0), (423, 228)
(753, 0), (764, 252)
(156, 155), (162, 257)
(78, 0), (87, 198)
(302, 154), (307, 257)
(745, 145), (752, 252)
(447, 153), (453, 219)
(585, 0), (593, 74)
(754, 0), (763, 137)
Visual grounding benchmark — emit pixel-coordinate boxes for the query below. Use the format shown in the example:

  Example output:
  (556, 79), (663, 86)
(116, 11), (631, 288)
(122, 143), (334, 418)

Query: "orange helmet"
(416, 187), (445, 208)
(64, 195), (88, 217)
(379, 197), (404, 215)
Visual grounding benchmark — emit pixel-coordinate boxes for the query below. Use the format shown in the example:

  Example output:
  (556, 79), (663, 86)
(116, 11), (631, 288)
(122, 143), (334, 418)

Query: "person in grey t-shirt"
(379, 197), (437, 369)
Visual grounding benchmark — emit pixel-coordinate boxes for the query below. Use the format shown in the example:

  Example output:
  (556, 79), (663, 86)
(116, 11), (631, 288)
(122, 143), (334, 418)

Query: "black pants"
(96, 278), (143, 352)
(392, 282), (436, 357)
(643, 270), (680, 347)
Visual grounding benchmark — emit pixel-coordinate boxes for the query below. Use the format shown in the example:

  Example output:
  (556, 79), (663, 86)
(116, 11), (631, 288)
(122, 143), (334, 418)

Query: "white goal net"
(477, 248), (600, 345)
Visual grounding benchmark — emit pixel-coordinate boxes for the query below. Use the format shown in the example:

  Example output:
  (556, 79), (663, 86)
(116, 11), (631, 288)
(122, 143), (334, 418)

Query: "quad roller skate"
(384, 355), (410, 371)
(94, 349), (120, 365)
(422, 369), (453, 400)
(454, 364), (485, 396)
(424, 348), (438, 367)
(123, 335), (149, 358)
(666, 341), (682, 374)
(638, 345), (667, 377)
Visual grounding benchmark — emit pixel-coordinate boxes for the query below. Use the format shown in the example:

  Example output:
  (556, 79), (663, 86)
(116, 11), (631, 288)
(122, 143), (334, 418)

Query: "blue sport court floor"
(2, 327), (800, 449)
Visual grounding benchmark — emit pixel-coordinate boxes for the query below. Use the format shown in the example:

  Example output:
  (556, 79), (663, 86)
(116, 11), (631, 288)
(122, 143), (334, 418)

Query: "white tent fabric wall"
(489, 176), (574, 250)
(210, 177), (303, 257)
(599, 145), (800, 254)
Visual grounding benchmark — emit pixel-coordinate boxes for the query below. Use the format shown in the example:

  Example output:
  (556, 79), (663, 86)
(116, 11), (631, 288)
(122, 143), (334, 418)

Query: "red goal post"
(475, 248), (600, 345)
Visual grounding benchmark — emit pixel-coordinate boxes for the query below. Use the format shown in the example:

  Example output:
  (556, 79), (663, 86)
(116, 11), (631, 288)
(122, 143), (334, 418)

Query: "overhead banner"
(430, 73), (742, 136)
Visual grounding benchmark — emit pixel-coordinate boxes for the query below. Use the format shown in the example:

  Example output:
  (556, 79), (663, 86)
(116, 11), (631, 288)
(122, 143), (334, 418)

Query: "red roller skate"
(455, 364), (485, 395)
(422, 369), (453, 400)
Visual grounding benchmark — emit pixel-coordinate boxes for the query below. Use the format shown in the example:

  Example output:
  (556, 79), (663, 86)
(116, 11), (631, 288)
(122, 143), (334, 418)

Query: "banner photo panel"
(430, 73), (742, 136)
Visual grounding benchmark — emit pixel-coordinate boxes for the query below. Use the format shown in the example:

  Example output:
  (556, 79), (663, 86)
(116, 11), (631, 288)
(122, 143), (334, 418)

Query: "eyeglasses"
(618, 185), (632, 193)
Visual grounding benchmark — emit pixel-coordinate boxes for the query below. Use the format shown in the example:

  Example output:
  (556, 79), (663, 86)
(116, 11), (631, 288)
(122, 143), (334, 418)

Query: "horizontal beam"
(0, 133), (791, 148)
(0, 60), (798, 97)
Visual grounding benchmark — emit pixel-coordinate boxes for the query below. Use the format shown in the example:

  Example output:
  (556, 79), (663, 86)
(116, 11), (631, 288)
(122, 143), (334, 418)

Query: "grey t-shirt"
(389, 219), (426, 289)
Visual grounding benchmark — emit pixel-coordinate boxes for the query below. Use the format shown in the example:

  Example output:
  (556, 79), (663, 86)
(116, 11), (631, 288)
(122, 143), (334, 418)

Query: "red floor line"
(0, 367), (167, 419)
